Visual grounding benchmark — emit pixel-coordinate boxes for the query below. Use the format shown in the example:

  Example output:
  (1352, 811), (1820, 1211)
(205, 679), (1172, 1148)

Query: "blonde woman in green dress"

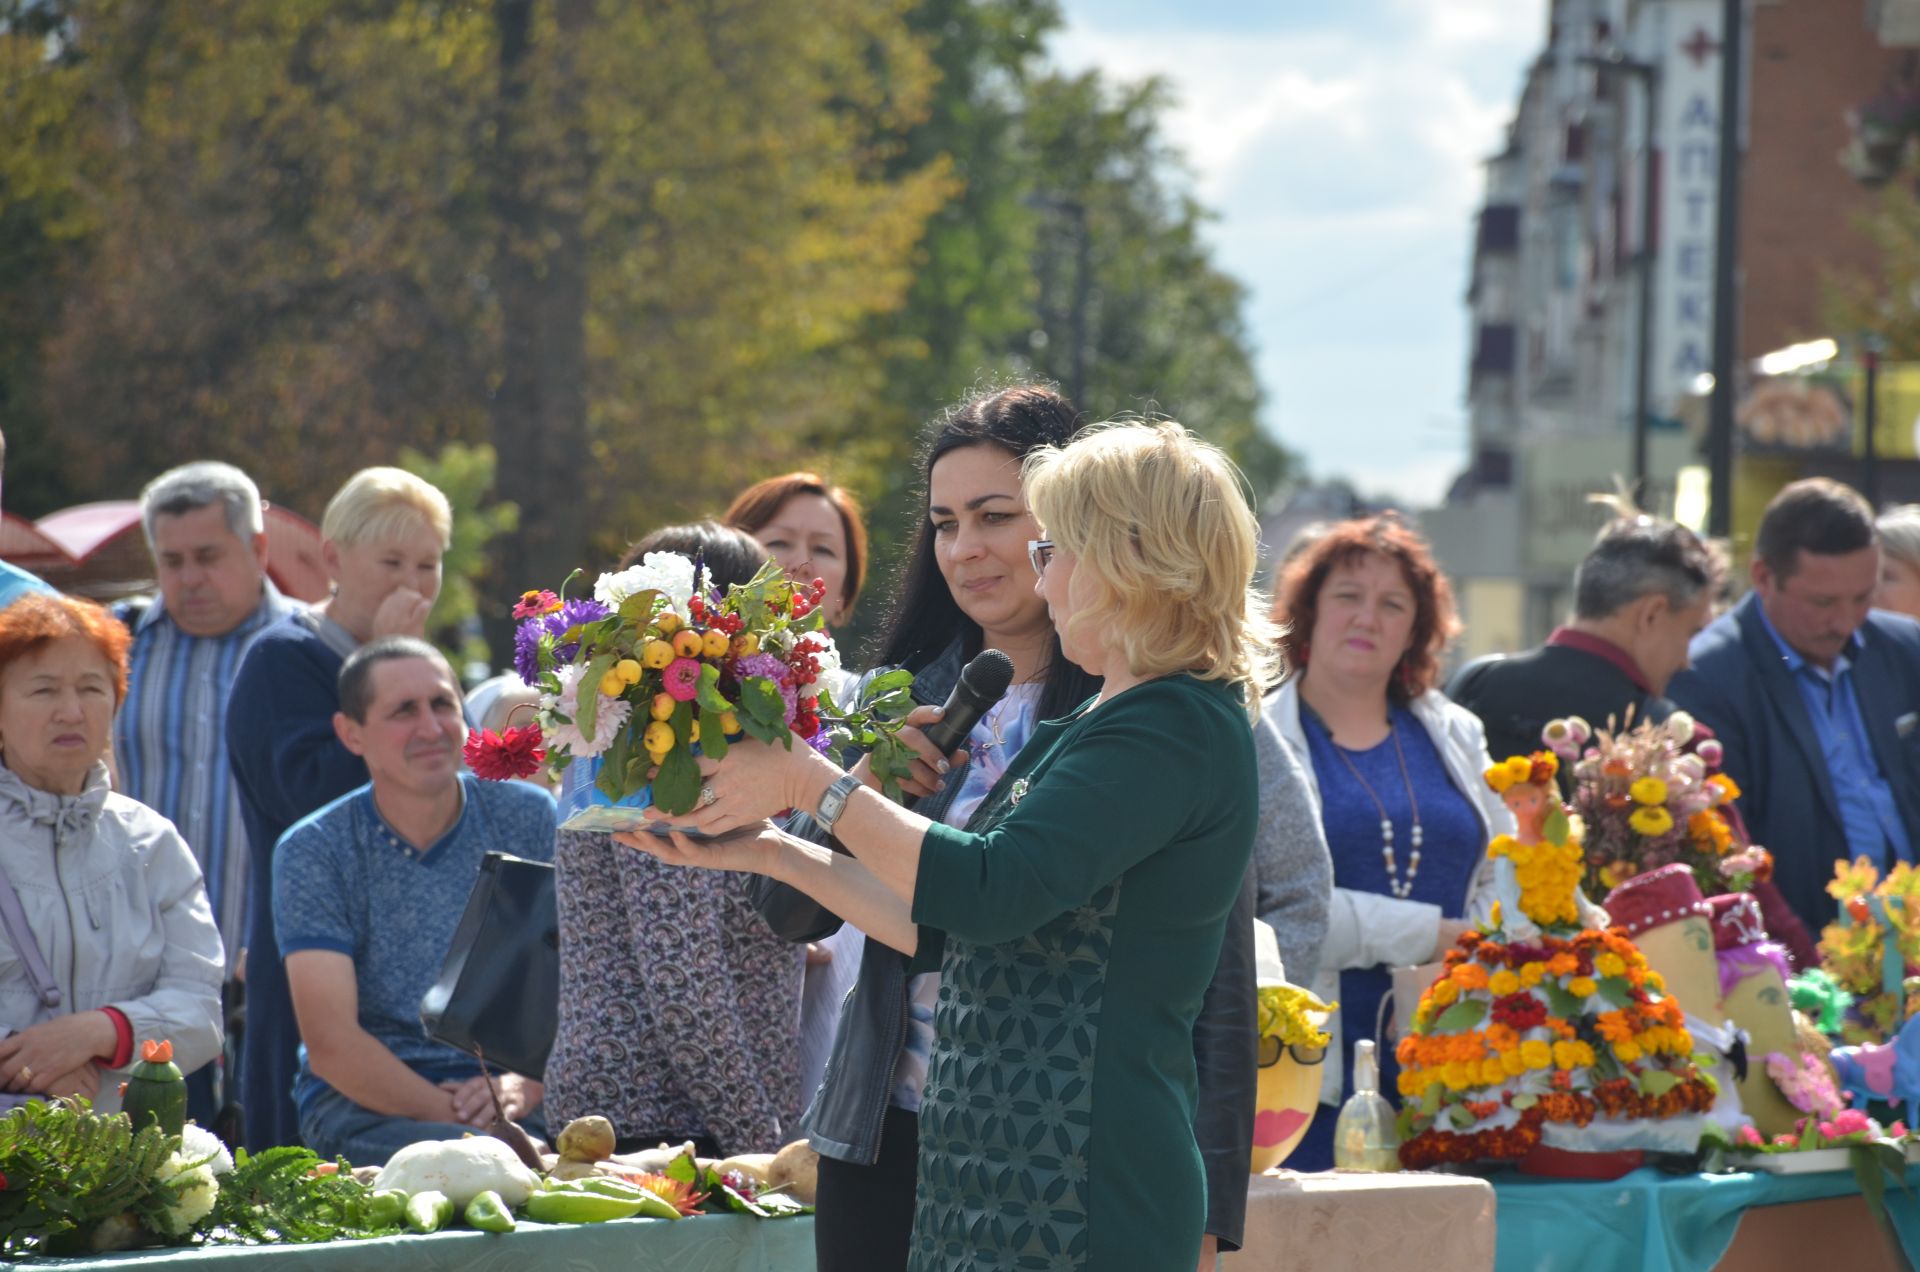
(624, 421), (1279, 1271)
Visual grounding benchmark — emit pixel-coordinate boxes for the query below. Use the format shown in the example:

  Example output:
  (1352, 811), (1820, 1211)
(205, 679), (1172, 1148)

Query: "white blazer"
(1263, 677), (1513, 1104)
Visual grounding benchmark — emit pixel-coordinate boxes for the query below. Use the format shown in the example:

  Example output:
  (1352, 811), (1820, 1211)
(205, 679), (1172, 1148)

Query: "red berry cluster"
(794, 693), (821, 738)
(786, 578), (832, 621)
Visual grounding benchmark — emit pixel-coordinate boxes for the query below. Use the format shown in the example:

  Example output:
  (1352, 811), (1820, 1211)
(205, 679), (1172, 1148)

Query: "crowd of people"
(3, 398), (1920, 1269)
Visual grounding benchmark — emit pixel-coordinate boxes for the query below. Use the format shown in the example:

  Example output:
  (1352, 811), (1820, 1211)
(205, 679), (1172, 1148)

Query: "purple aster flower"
(544, 597), (611, 664)
(512, 619), (544, 685)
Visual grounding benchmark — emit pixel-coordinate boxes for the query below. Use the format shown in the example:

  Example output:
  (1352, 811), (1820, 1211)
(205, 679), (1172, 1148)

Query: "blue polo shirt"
(274, 774), (557, 1115)
(1755, 604), (1914, 868)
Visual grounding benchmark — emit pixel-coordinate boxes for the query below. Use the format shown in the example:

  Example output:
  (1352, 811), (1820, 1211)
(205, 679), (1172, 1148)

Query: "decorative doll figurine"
(1829, 1011), (1920, 1126)
(1708, 892), (1802, 1137)
(1604, 865), (1750, 1134)
(1249, 922), (1335, 1172)
(1478, 753), (1608, 940)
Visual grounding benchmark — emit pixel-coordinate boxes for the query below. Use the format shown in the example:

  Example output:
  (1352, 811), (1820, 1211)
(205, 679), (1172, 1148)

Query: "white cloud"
(1052, 2), (1540, 507)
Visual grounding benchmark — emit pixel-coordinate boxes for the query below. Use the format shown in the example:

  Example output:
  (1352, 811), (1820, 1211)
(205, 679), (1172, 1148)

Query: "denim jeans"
(299, 1081), (548, 1167)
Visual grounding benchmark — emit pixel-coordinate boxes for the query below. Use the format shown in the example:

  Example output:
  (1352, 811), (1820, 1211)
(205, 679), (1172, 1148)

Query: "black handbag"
(419, 852), (560, 1080)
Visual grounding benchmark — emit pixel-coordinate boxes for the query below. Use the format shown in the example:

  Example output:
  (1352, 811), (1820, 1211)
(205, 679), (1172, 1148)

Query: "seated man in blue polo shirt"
(275, 635), (557, 1165)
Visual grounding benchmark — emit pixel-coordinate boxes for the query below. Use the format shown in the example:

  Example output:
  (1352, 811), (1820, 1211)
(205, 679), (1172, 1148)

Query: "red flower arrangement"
(464, 724), (546, 781)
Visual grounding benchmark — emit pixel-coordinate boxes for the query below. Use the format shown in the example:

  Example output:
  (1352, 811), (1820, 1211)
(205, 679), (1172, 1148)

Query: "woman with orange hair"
(0, 594), (224, 1112)
(1265, 516), (1511, 1170)
(724, 472), (868, 628)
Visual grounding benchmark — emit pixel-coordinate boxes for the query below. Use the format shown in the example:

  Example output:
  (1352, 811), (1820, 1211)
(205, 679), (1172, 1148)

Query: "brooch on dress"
(1009, 777), (1030, 807)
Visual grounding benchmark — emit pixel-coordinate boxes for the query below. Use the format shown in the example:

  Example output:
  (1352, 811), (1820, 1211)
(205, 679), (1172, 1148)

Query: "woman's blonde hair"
(320, 466), (453, 551)
(1879, 504), (1920, 572)
(1023, 420), (1282, 717)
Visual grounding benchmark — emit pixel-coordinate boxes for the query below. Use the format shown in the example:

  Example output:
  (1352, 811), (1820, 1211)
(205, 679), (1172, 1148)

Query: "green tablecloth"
(30, 1215), (814, 1271)
(1491, 1164), (1920, 1272)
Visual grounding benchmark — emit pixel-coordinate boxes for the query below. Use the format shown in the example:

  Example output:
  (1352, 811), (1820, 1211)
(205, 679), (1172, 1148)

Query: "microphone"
(917, 648), (1015, 769)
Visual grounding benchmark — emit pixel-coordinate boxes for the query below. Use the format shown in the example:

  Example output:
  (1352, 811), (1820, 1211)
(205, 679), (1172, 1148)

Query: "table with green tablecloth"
(26, 1214), (813, 1271)
(1491, 1163), (1920, 1271)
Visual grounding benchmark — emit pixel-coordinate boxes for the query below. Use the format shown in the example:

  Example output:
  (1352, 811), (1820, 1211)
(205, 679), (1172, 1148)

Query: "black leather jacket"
(749, 642), (1258, 1250)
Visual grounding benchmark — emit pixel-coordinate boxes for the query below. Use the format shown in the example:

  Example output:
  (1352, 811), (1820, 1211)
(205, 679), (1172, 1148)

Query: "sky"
(1050, 0), (1545, 507)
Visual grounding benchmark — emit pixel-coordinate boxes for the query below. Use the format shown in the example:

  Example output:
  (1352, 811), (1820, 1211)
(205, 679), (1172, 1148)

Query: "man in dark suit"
(1450, 515), (1722, 765)
(1669, 478), (1920, 931)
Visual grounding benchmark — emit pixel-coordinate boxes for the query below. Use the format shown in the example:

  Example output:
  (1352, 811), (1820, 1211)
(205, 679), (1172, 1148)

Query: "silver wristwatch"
(815, 772), (864, 834)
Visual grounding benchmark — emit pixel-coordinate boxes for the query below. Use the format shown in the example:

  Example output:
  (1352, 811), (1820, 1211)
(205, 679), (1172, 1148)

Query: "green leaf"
(741, 676), (788, 738)
(596, 726), (631, 801)
(701, 713), (730, 762)
(1595, 977), (1633, 1007)
(618, 589), (661, 623)
(1433, 998), (1488, 1032)
(1541, 982), (1584, 1017)
(1543, 805), (1570, 845)
(1510, 1094), (1538, 1111)
(574, 652), (615, 739)
(652, 746), (702, 817)
(1639, 1070), (1681, 1098)
(861, 669), (914, 700)
(665, 1150), (698, 1186)
(696, 663), (733, 714)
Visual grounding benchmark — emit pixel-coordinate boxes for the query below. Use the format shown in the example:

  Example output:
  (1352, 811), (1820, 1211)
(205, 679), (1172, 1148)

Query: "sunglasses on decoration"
(1027, 538), (1055, 575)
(1258, 1037), (1328, 1069)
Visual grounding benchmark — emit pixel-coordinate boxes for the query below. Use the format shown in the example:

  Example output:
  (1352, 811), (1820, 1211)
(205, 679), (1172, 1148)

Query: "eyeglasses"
(1258, 1037), (1329, 1069)
(1027, 538), (1055, 575)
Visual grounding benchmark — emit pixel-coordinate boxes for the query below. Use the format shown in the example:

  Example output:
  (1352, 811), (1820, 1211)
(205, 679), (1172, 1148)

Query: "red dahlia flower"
(465, 724), (546, 780)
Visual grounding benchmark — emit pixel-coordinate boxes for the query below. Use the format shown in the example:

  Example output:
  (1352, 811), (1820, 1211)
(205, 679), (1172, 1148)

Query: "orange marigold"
(1452, 962), (1490, 991)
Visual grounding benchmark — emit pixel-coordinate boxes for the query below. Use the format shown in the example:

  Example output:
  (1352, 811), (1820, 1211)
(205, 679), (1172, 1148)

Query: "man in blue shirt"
(115, 463), (300, 1129)
(276, 636), (556, 1165)
(1671, 478), (1920, 930)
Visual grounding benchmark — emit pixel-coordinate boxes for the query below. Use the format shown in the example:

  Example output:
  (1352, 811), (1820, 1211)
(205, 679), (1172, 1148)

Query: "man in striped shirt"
(115, 462), (300, 1127)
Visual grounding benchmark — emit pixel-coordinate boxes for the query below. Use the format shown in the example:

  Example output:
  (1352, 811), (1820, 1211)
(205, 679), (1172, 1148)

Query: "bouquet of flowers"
(1813, 857), (1920, 1042)
(1542, 712), (1743, 903)
(470, 552), (913, 822)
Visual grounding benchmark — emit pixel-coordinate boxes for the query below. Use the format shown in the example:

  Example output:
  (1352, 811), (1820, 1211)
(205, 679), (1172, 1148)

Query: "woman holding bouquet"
(628, 420), (1278, 1272)
(541, 521), (806, 1158)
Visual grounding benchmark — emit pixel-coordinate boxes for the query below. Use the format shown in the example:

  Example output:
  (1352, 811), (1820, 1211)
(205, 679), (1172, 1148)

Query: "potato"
(769, 1140), (819, 1204)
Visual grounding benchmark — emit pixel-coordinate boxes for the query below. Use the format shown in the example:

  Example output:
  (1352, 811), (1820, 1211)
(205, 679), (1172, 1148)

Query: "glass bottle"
(1332, 1039), (1401, 1171)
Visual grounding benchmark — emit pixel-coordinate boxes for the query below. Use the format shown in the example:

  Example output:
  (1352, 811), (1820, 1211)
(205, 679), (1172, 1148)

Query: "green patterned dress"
(906, 674), (1258, 1271)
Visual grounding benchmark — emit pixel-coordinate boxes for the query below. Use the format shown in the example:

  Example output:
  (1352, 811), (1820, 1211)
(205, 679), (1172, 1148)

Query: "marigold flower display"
(1396, 752), (1717, 1170)
(1810, 857), (1920, 1042)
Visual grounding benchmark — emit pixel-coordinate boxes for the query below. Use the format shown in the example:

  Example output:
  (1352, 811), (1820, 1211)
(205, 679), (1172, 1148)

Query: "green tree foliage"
(0, 0), (1291, 662)
(1824, 165), (1920, 358)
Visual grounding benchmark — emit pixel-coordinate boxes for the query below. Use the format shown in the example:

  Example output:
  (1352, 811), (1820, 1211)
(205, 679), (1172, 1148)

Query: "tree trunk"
(486, 0), (595, 661)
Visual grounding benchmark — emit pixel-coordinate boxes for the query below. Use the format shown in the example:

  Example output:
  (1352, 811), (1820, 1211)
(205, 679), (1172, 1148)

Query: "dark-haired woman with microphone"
(747, 386), (1103, 1272)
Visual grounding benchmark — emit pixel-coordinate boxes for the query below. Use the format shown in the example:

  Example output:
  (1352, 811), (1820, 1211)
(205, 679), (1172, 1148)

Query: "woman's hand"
(44, 1063), (101, 1102)
(370, 586), (433, 639)
(615, 821), (788, 878)
(0, 1013), (117, 1092)
(852, 704), (968, 801)
(646, 737), (839, 837)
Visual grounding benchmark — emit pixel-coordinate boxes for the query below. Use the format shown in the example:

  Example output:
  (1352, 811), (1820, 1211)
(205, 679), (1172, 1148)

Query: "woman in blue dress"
(1264, 516), (1511, 1170)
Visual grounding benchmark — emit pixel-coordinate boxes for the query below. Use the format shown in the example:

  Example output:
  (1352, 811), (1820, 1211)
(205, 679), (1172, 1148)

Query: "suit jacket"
(1448, 640), (1672, 768)
(1666, 594), (1920, 930)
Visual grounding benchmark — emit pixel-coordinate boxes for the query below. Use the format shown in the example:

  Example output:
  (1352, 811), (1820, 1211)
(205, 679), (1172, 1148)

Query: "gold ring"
(17, 1066), (31, 1083)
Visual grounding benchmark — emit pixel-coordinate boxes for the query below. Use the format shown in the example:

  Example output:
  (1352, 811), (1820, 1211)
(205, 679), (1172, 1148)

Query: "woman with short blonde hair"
(226, 464), (454, 1151)
(1876, 504), (1920, 620)
(624, 420), (1273, 1271)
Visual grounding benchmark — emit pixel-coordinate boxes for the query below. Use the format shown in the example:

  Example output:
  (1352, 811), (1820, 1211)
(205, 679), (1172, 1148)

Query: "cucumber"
(121, 1039), (186, 1137)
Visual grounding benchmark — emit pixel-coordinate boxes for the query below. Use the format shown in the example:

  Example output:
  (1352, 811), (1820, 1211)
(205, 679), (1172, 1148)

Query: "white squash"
(372, 1136), (541, 1208)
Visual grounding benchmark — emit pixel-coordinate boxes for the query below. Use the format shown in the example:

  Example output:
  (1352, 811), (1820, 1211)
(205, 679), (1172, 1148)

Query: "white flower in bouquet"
(594, 552), (697, 612)
(543, 663), (632, 758)
(1665, 711), (1697, 745)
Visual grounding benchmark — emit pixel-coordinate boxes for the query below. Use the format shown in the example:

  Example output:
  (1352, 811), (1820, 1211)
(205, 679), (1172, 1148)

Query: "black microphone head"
(960, 648), (1015, 703)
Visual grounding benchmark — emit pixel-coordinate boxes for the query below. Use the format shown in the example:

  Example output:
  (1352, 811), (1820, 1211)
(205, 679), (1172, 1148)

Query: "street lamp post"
(1581, 50), (1661, 502)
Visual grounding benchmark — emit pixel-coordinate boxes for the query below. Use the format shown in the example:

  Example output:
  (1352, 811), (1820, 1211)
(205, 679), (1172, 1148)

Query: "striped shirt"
(115, 581), (301, 972)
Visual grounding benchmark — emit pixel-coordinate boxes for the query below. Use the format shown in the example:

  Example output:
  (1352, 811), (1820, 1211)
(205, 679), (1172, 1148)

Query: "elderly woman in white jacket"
(1264, 517), (1510, 1170)
(0, 594), (223, 1111)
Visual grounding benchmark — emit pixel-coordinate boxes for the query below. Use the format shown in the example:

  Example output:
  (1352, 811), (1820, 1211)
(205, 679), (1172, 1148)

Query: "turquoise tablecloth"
(1491, 1164), (1920, 1272)
(28, 1214), (814, 1271)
